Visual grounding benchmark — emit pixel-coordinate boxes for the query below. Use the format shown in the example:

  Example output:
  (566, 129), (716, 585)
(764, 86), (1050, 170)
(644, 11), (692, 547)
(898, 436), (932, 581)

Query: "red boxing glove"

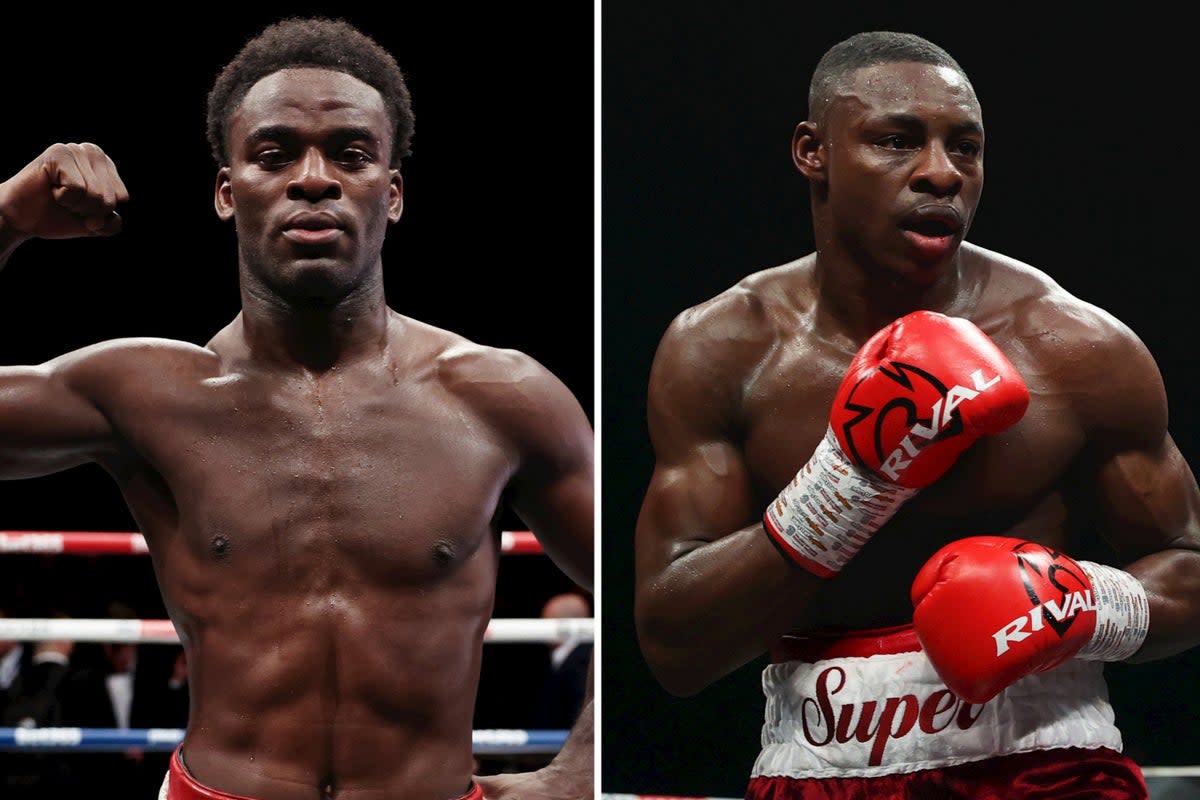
(831, 311), (1029, 488)
(764, 311), (1030, 577)
(911, 536), (1150, 704)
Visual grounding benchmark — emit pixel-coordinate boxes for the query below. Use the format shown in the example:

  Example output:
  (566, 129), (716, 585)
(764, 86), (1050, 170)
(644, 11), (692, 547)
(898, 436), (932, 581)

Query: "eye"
(254, 148), (292, 169)
(952, 140), (982, 158)
(338, 148), (375, 167)
(878, 134), (918, 150)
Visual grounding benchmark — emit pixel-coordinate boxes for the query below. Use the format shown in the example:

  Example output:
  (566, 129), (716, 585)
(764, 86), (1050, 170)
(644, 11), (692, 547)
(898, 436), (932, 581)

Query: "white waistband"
(753, 647), (1122, 779)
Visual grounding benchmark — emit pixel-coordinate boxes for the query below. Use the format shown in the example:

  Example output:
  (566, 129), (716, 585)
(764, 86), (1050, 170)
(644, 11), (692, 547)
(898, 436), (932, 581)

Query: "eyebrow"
(245, 125), (381, 145)
(879, 113), (983, 137)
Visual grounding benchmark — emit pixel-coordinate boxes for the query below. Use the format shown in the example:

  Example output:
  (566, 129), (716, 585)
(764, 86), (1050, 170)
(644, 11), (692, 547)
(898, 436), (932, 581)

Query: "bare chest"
(117, 377), (513, 580)
(740, 339), (1086, 521)
(742, 335), (1091, 627)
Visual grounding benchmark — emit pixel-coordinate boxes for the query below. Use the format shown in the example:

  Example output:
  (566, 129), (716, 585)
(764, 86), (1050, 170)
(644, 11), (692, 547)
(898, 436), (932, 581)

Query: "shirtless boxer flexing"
(0, 16), (594, 800)
(635, 30), (1200, 799)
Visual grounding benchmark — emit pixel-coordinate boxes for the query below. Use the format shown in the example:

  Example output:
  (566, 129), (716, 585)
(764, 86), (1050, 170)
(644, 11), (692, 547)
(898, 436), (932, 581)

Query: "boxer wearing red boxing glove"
(633, 29), (1200, 800)
(912, 537), (1151, 704)
(763, 311), (1029, 577)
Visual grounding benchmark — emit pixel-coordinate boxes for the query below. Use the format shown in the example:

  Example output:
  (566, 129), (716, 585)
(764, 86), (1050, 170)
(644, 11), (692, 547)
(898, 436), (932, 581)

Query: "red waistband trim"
(769, 624), (921, 663)
(168, 746), (484, 800)
(169, 747), (254, 800)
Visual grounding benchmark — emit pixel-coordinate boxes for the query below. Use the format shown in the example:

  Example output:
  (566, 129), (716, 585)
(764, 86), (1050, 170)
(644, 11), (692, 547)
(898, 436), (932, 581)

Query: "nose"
(287, 148), (342, 202)
(910, 142), (962, 199)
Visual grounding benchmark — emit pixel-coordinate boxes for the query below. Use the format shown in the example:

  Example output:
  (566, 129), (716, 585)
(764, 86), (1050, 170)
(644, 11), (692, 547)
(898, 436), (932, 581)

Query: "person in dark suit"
(0, 606), (78, 797)
(534, 592), (593, 730)
(60, 601), (189, 798)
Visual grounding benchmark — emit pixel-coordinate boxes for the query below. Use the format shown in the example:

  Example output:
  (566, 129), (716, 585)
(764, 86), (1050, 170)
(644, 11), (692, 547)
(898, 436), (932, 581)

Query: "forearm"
(0, 182), (29, 271)
(538, 655), (593, 794)
(1123, 547), (1200, 663)
(637, 523), (822, 696)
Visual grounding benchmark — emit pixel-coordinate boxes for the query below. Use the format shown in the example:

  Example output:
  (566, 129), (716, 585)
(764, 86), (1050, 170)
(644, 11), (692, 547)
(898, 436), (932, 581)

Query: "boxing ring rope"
(0, 529), (583, 758)
(0, 616), (594, 645)
(0, 727), (569, 755)
(0, 529), (544, 555)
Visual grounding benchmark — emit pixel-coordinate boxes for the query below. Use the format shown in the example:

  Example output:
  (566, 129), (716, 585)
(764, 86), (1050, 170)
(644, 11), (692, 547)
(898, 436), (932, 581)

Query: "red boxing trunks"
(746, 625), (1147, 799)
(162, 746), (485, 799)
(746, 746), (1146, 799)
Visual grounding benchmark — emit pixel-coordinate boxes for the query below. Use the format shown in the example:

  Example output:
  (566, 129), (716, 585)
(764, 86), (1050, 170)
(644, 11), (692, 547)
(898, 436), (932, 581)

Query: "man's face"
(820, 61), (983, 283)
(216, 67), (403, 305)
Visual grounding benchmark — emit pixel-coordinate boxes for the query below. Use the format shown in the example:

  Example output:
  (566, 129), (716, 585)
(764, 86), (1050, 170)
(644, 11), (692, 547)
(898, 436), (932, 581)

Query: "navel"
(432, 539), (456, 566)
(211, 533), (232, 560)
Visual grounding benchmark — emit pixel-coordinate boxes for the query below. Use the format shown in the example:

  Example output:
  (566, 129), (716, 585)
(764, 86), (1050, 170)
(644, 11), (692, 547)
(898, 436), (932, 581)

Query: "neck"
(813, 245), (981, 343)
(238, 276), (390, 373)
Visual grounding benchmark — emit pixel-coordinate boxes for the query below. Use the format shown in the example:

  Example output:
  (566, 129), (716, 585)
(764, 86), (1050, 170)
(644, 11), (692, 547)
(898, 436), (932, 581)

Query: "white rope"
(0, 530), (543, 555)
(485, 617), (594, 643)
(600, 795), (736, 800)
(0, 727), (567, 755)
(1142, 766), (1200, 777)
(0, 617), (593, 645)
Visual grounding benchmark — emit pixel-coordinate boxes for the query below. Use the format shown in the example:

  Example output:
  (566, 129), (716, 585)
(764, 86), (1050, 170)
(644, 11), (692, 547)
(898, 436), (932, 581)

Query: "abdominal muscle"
(165, 579), (490, 800)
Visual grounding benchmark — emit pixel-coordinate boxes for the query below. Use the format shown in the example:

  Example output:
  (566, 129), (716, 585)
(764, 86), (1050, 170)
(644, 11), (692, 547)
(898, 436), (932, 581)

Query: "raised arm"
(0, 142), (127, 270)
(0, 143), (131, 477)
(0, 347), (126, 479)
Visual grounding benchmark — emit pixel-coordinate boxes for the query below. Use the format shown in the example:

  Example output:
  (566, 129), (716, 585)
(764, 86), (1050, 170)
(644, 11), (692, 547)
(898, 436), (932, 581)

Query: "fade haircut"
(206, 16), (415, 168)
(808, 31), (971, 124)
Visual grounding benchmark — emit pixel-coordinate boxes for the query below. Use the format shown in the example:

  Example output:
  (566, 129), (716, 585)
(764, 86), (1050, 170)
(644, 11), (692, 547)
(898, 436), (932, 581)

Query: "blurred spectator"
(0, 605), (78, 797)
(62, 600), (188, 798)
(534, 591), (592, 729)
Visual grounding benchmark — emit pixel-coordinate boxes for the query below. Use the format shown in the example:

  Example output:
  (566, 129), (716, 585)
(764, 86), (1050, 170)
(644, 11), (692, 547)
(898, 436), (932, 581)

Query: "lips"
(282, 212), (344, 233)
(280, 212), (345, 247)
(900, 205), (963, 237)
(899, 205), (962, 262)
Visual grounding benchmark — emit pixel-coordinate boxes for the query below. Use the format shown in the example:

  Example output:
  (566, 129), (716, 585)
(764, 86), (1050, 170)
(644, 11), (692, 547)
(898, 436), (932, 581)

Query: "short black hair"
(206, 16), (415, 167)
(808, 31), (970, 124)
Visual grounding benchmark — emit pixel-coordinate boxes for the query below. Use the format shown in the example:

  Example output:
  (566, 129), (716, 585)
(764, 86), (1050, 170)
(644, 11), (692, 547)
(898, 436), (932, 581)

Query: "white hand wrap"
(1075, 561), (1150, 662)
(763, 426), (916, 577)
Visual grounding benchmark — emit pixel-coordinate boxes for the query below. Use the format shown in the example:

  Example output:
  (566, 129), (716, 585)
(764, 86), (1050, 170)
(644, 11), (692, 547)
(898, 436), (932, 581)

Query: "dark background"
(0, 0), (593, 759)
(602, 5), (1199, 796)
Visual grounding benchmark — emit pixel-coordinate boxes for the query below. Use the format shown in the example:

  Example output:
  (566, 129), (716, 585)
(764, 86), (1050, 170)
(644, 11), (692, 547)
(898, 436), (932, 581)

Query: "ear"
(214, 166), (234, 222)
(388, 170), (404, 223)
(792, 121), (825, 181)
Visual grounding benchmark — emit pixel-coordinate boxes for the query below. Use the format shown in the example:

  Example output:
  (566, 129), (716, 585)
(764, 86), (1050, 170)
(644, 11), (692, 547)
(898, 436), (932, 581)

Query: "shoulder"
(652, 258), (810, 399)
(49, 336), (215, 368)
(968, 242), (1144, 362)
(969, 244), (1165, 437)
(1026, 295), (1164, 439)
(661, 259), (807, 351)
(402, 316), (592, 457)
(425, 326), (575, 410)
(44, 336), (219, 398)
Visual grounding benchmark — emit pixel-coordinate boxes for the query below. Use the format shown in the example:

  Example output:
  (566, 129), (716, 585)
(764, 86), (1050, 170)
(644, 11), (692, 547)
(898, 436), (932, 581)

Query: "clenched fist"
(0, 142), (129, 241)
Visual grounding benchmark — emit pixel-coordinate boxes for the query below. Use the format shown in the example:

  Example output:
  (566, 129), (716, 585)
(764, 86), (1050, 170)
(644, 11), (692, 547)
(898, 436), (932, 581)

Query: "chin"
(276, 261), (358, 306)
(902, 244), (959, 275)
(904, 264), (947, 287)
